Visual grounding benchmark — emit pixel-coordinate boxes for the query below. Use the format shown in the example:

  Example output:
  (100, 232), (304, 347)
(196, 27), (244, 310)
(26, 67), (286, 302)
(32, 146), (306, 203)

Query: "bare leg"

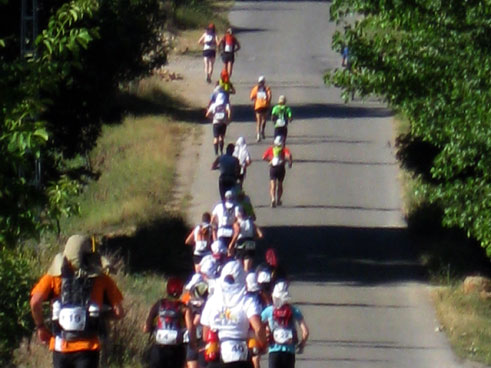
(255, 112), (262, 141)
(277, 180), (284, 205)
(260, 114), (267, 139)
(270, 179), (276, 206)
(187, 360), (198, 368)
(209, 57), (215, 80)
(252, 355), (261, 368)
(244, 257), (253, 272)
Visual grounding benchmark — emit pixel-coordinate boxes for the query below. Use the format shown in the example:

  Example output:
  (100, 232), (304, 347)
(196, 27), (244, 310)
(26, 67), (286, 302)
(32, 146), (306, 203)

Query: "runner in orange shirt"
(30, 235), (124, 368)
(250, 76), (272, 142)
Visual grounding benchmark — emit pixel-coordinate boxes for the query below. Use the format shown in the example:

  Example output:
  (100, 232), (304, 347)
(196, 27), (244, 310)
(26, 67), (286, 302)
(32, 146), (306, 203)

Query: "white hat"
(274, 136), (283, 146)
(258, 75), (265, 83)
(272, 281), (291, 307)
(199, 255), (217, 279)
(211, 240), (227, 256)
(246, 272), (260, 292)
(278, 95), (286, 104)
(220, 259), (246, 287)
(224, 190), (235, 209)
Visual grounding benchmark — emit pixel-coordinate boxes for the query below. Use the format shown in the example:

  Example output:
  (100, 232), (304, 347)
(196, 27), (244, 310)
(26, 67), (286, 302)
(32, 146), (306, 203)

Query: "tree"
(325, 0), (491, 256)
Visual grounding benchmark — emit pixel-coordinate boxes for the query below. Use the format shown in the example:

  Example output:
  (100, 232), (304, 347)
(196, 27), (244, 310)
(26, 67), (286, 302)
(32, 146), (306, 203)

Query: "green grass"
(433, 286), (491, 365)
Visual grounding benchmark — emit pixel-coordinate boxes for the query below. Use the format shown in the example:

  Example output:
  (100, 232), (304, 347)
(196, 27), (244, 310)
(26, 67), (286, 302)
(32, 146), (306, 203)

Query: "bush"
(0, 249), (36, 365)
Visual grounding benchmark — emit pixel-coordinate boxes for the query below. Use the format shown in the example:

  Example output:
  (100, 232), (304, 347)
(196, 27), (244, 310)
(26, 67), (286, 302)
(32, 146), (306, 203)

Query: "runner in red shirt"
(262, 136), (293, 208)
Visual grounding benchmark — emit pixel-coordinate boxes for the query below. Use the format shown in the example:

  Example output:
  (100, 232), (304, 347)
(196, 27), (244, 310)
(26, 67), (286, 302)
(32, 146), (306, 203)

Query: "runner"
(262, 136), (293, 207)
(185, 212), (213, 271)
(219, 28), (241, 77)
(198, 23), (219, 83)
(144, 277), (188, 368)
(250, 76), (272, 142)
(270, 95), (292, 143)
(211, 190), (239, 248)
(245, 273), (266, 368)
(200, 260), (267, 368)
(256, 248), (288, 307)
(261, 282), (309, 368)
(183, 281), (209, 368)
(30, 235), (124, 368)
(230, 206), (263, 272)
(206, 93), (231, 156)
(211, 145), (240, 200)
(233, 136), (252, 187)
(209, 69), (236, 109)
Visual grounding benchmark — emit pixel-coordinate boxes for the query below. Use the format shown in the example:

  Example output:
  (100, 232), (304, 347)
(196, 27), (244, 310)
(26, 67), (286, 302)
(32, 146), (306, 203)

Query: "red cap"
(166, 277), (184, 298)
(265, 248), (278, 268)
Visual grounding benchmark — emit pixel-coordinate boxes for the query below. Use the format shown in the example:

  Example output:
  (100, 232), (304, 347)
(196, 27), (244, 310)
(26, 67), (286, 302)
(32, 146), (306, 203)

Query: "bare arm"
(211, 157), (220, 170)
(228, 221), (240, 254)
(198, 33), (206, 45)
(143, 301), (160, 333)
(255, 224), (264, 239)
(30, 292), (52, 344)
(298, 318), (309, 346)
(249, 314), (267, 349)
(185, 229), (196, 246)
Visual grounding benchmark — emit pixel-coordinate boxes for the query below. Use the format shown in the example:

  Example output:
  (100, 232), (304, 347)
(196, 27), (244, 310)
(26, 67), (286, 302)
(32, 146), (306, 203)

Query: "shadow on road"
(230, 103), (392, 123)
(256, 225), (426, 285)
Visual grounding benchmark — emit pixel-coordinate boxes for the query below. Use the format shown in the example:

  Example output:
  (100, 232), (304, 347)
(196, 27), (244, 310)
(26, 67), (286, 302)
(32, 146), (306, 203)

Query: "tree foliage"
(0, 0), (164, 247)
(326, 0), (491, 256)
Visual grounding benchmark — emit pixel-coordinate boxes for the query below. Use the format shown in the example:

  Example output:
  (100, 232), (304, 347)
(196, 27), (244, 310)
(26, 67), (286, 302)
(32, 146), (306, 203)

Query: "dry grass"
(432, 286), (491, 365)
(62, 115), (190, 235)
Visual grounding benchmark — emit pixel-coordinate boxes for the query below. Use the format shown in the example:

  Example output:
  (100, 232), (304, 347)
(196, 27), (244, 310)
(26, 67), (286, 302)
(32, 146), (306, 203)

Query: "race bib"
(58, 306), (86, 332)
(225, 44), (233, 53)
(273, 328), (293, 344)
(243, 240), (256, 250)
(257, 91), (267, 100)
(220, 340), (248, 363)
(155, 329), (178, 345)
(272, 157), (283, 166)
(276, 118), (286, 127)
(257, 271), (271, 283)
(215, 112), (225, 121)
(195, 240), (208, 254)
(218, 227), (233, 238)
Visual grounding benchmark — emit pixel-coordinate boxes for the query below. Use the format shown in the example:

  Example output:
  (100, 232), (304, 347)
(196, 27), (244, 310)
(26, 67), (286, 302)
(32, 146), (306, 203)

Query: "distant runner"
(211, 145), (240, 200)
(270, 95), (292, 143)
(262, 136), (293, 207)
(198, 23), (219, 83)
(185, 212), (213, 271)
(219, 28), (241, 77)
(206, 93), (231, 156)
(250, 76), (272, 142)
(233, 136), (252, 187)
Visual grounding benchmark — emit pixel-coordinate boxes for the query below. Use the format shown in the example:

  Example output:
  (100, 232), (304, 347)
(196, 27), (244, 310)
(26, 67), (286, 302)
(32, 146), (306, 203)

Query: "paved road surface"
(187, 1), (464, 367)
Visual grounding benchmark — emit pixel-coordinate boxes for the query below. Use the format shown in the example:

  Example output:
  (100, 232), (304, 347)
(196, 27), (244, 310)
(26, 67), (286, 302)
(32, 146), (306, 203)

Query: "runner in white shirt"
(211, 191), (239, 250)
(201, 260), (266, 368)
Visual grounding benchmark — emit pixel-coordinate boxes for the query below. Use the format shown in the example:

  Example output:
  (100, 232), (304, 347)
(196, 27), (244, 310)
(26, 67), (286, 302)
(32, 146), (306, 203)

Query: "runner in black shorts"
(213, 122), (227, 139)
(269, 165), (286, 182)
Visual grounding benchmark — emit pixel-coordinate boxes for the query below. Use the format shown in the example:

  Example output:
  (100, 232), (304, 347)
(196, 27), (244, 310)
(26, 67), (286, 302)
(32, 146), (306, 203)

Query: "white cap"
(220, 259), (245, 286)
(199, 255), (217, 279)
(246, 272), (260, 292)
(274, 136), (283, 146)
(258, 75), (265, 83)
(215, 93), (226, 105)
(211, 240), (227, 256)
(272, 281), (291, 307)
(236, 136), (245, 146)
(224, 190), (235, 209)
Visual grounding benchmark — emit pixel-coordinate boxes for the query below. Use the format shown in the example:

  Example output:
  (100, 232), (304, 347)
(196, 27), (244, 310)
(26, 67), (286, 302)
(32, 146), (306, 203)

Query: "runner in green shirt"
(271, 95), (292, 143)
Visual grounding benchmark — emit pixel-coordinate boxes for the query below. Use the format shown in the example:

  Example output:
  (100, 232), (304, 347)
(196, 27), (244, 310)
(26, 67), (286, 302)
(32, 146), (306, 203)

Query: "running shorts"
(203, 49), (216, 58)
(255, 107), (269, 114)
(193, 254), (204, 265)
(274, 126), (288, 139)
(269, 165), (286, 181)
(149, 345), (186, 368)
(235, 238), (255, 259)
(53, 351), (99, 368)
(213, 122), (227, 137)
(269, 351), (295, 368)
(221, 51), (235, 63)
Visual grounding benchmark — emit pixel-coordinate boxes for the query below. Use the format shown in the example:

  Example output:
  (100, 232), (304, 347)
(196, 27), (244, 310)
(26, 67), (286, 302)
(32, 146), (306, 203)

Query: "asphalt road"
(187, 1), (464, 367)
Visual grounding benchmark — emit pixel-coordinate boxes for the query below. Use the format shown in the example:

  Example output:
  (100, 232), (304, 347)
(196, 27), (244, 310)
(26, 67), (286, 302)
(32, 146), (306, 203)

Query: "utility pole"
(20, 0), (38, 58)
(21, 0), (42, 188)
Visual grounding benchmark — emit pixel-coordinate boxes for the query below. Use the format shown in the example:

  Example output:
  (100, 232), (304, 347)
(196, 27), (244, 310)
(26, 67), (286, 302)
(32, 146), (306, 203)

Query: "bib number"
(276, 118), (286, 127)
(273, 328), (293, 344)
(243, 240), (255, 250)
(225, 44), (233, 53)
(195, 240), (208, 254)
(156, 329), (179, 345)
(58, 306), (86, 332)
(257, 91), (267, 100)
(220, 340), (248, 363)
(272, 157), (283, 166)
(215, 112), (225, 121)
(218, 227), (233, 238)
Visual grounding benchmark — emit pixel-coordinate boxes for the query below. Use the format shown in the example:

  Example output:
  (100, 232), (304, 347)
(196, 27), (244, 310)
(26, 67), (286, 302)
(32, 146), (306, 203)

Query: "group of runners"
(28, 25), (307, 368)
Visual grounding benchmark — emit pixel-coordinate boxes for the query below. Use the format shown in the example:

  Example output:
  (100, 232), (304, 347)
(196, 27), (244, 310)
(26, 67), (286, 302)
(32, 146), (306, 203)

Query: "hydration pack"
(52, 263), (99, 341)
(271, 304), (297, 345)
(155, 299), (184, 345)
(224, 34), (234, 53)
(271, 146), (285, 166)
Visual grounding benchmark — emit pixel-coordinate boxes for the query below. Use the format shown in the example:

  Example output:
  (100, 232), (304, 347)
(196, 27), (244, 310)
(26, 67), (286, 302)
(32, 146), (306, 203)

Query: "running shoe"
(271, 200), (276, 208)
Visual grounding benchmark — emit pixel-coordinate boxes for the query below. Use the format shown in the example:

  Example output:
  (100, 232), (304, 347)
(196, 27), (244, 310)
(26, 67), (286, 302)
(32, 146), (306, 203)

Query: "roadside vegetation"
(1, 0), (229, 366)
(325, 0), (490, 364)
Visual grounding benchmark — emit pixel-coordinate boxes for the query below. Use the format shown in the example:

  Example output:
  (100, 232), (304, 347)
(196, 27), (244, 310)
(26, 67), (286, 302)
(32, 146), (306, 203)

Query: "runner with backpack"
(261, 282), (309, 368)
(270, 95), (292, 143)
(219, 28), (241, 77)
(250, 76), (272, 142)
(206, 92), (231, 156)
(144, 277), (188, 368)
(262, 136), (293, 207)
(185, 212), (213, 272)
